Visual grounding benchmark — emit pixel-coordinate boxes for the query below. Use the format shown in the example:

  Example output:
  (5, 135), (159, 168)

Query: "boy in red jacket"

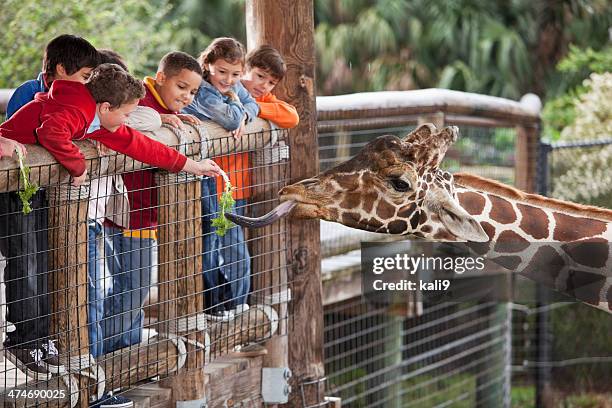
(103, 52), (204, 353)
(0, 64), (222, 376)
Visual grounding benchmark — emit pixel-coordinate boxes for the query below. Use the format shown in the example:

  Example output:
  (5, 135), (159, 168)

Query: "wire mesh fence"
(0, 126), (292, 407)
(507, 138), (612, 405)
(317, 116), (518, 407)
(324, 298), (511, 407)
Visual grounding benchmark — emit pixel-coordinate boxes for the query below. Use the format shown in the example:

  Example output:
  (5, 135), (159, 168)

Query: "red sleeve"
(36, 109), (87, 177)
(88, 125), (187, 172)
(257, 93), (300, 129)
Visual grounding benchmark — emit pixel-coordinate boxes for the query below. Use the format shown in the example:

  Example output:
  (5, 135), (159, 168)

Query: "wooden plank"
(245, 1), (324, 406)
(98, 339), (180, 391)
(156, 176), (206, 404)
(0, 119), (274, 193)
(0, 376), (71, 407)
(205, 355), (264, 408)
(47, 193), (90, 407)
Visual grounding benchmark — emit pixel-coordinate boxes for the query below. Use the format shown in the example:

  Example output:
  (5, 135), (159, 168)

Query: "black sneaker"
(40, 340), (65, 374)
(90, 394), (133, 408)
(3, 347), (51, 380)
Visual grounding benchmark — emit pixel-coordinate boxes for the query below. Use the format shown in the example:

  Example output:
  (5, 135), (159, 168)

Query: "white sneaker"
(233, 304), (250, 315)
(205, 310), (235, 322)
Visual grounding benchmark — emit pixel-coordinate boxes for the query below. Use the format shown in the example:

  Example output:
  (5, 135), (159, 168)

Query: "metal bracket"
(261, 367), (292, 404)
(176, 397), (208, 408)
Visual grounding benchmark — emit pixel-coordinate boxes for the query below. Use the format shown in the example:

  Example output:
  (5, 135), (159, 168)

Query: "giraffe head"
(278, 123), (488, 241)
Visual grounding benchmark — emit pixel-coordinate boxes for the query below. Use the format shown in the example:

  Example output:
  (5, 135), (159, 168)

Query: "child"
(183, 37), (259, 319)
(0, 64), (223, 377)
(0, 34), (98, 380)
(102, 51), (203, 353)
(241, 45), (299, 129)
(6, 34), (99, 119)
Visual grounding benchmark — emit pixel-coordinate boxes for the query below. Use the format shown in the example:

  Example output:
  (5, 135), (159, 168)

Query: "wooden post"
(514, 123), (540, 193)
(47, 186), (90, 407)
(157, 174), (207, 405)
(246, 1), (324, 406)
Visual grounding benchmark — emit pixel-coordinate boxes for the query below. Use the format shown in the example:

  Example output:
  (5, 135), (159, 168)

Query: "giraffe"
(228, 124), (612, 312)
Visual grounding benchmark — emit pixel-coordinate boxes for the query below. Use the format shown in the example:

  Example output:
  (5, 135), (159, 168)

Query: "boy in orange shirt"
(241, 45), (299, 129)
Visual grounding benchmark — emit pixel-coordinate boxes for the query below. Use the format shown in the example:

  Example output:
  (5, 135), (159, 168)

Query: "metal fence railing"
(0, 122), (292, 407)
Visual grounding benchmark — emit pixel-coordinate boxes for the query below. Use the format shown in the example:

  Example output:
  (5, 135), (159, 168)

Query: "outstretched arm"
(0, 136), (27, 159)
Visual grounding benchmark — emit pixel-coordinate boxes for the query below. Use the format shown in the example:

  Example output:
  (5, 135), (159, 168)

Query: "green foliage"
(211, 180), (235, 237)
(314, 0), (612, 98)
(550, 304), (612, 391)
(16, 149), (39, 215)
(542, 45), (612, 140)
(0, 0), (180, 86)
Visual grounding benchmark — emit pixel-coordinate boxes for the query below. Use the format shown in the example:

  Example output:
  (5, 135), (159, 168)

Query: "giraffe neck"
(452, 177), (612, 313)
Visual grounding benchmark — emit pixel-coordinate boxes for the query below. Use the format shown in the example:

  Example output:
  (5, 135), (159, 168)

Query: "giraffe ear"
(438, 199), (489, 242)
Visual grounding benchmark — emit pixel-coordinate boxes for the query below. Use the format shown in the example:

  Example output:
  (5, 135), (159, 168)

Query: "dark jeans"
(0, 190), (49, 349)
(201, 177), (251, 313)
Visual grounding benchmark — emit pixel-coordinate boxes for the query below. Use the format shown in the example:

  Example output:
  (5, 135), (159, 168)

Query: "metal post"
(535, 141), (552, 408)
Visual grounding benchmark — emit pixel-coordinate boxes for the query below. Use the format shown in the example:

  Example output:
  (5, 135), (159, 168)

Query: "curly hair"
(85, 63), (144, 108)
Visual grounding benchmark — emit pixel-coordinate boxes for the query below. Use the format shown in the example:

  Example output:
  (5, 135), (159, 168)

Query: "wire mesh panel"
(0, 125), (292, 407)
(324, 298), (511, 407)
(513, 138), (612, 405)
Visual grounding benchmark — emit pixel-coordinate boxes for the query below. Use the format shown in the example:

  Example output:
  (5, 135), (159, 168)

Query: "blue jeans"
(87, 221), (105, 358)
(201, 177), (251, 312)
(103, 226), (154, 353)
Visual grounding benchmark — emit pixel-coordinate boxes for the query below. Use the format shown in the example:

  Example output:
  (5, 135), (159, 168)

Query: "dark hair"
(43, 34), (99, 80)
(158, 51), (202, 78)
(198, 37), (246, 80)
(98, 49), (128, 71)
(85, 63), (145, 108)
(246, 45), (287, 80)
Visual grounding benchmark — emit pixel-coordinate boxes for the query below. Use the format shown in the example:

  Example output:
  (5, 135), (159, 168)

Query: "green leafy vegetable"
(211, 177), (235, 236)
(16, 149), (39, 215)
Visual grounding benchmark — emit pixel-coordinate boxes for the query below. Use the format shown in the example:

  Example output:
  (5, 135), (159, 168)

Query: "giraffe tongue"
(225, 200), (297, 228)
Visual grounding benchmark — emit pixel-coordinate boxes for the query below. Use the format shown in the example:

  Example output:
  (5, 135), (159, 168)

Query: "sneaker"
(41, 340), (66, 374)
(90, 394), (133, 408)
(205, 309), (235, 322)
(4, 347), (51, 380)
(233, 304), (250, 315)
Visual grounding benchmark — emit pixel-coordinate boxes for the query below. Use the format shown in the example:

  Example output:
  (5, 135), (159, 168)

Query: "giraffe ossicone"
(228, 123), (612, 312)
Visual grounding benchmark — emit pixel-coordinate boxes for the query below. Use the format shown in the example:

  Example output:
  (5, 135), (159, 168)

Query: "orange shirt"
(213, 93), (299, 198)
(256, 93), (299, 129)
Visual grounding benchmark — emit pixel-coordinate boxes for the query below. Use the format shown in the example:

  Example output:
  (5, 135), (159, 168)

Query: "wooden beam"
(99, 339), (181, 391)
(246, 1), (324, 407)
(156, 174), (206, 405)
(0, 119), (273, 193)
(47, 188), (90, 407)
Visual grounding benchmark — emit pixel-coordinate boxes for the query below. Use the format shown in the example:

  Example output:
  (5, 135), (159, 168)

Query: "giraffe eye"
(390, 178), (411, 192)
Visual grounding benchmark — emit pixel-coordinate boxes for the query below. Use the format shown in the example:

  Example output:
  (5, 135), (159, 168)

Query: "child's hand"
(161, 114), (187, 130)
(175, 114), (202, 126)
(72, 169), (88, 187)
(181, 158), (223, 178)
(0, 137), (27, 160)
(230, 117), (247, 139)
(224, 90), (239, 101)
